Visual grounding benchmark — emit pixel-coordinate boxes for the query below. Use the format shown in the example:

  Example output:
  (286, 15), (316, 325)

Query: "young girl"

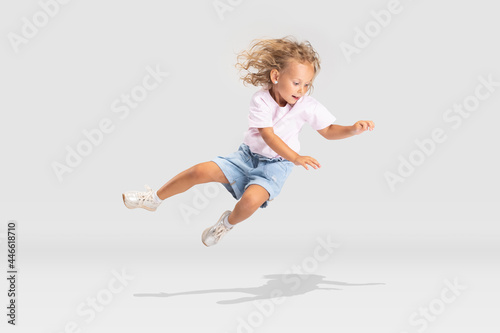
(122, 36), (374, 247)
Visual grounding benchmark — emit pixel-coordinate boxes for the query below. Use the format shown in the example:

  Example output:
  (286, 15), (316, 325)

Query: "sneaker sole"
(201, 210), (232, 247)
(122, 194), (156, 212)
(201, 228), (211, 247)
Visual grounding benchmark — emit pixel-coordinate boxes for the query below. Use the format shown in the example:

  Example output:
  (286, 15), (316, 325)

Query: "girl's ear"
(270, 69), (279, 83)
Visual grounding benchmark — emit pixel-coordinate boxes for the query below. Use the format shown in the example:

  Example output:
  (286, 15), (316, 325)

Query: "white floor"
(2, 214), (498, 333)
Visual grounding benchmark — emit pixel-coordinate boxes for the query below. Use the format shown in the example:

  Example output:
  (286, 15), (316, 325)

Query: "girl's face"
(270, 60), (315, 107)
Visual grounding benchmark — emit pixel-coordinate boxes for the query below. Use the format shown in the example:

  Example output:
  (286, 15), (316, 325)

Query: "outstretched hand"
(352, 120), (375, 135)
(293, 155), (321, 170)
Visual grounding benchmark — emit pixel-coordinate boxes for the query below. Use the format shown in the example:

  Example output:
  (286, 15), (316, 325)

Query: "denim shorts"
(211, 143), (294, 208)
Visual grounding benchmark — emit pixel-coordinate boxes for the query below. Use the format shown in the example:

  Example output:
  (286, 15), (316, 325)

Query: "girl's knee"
(241, 187), (269, 210)
(188, 162), (227, 183)
(187, 163), (208, 181)
(186, 164), (199, 178)
(239, 198), (262, 213)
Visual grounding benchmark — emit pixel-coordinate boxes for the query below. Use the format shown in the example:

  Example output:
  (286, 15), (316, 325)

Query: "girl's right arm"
(258, 127), (321, 170)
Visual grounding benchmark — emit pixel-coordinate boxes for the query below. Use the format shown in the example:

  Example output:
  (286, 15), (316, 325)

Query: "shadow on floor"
(134, 274), (385, 304)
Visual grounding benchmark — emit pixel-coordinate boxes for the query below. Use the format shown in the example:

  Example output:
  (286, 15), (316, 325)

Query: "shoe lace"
(139, 185), (155, 204)
(212, 223), (228, 241)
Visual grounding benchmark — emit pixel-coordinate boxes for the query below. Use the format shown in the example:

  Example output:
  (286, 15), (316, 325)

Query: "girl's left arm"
(317, 120), (375, 140)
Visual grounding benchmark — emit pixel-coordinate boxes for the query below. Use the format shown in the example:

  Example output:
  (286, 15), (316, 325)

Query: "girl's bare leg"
(158, 164), (269, 227)
(156, 161), (229, 200)
(227, 184), (270, 225)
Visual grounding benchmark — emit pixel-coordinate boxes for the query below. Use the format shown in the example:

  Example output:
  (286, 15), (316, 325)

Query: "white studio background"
(0, 1), (499, 333)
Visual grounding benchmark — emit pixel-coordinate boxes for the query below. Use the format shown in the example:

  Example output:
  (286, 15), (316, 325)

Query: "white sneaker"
(202, 210), (232, 247)
(122, 185), (161, 212)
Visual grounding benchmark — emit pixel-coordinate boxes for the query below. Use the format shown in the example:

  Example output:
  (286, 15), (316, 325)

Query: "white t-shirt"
(242, 88), (336, 159)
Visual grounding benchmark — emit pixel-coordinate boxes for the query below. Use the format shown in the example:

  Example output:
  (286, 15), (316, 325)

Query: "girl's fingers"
(357, 120), (375, 131)
(300, 157), (321, 170)
(307, 159), (320, 169)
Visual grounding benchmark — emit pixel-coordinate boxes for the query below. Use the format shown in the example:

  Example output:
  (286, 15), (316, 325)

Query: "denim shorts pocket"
(264, 161), (291, 182)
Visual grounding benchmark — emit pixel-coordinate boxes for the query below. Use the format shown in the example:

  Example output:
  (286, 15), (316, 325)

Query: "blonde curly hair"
(236, 36), (321, 93)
